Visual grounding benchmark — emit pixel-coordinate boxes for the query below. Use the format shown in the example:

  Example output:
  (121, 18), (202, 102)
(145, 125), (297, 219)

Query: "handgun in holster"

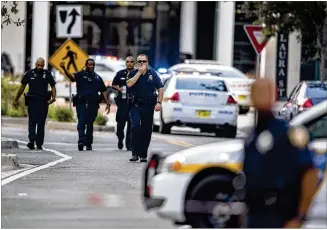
(72, 94), (81, 107)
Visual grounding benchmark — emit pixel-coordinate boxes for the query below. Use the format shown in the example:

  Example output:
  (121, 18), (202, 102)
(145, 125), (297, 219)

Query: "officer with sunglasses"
(111, 56), (135, 151)
(13, 58), (57, 150)
(126, 54), (163, 162)
(60, 58), (111, 151)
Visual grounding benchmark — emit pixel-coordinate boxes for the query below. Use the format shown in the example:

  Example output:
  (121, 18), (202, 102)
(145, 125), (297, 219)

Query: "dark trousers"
(247, 213), (287, 228)
(116, 99), (132, 149)
(28, 99), (49, 147)
(76, 102), (99, 146)
(130, 104), (154, 157)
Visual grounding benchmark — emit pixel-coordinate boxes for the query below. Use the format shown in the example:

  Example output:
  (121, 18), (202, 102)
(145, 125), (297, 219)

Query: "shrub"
(1, 76), (27, 117)
(52, 106), (74, 122)
(48, 105), (56, 119)
(95, 112), (108, 126)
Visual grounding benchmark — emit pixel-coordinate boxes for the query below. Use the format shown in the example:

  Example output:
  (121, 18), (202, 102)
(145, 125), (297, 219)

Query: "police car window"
(163, 77), (171, 91)
(95, 64), (113, 72)
(308, 116), (327, 139)
(176, 78), (227, 92)
(306, 83), (327, 98)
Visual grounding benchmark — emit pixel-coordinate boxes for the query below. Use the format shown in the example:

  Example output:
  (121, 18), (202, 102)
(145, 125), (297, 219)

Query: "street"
(1, 113), (253, 228)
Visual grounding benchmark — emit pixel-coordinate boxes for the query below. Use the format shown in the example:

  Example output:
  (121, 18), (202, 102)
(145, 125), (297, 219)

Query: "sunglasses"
(137, 60), (148, 63)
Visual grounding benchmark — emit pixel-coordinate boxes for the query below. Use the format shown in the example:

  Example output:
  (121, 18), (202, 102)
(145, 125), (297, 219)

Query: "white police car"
(162, 60), (254, 114)
(153, 73), (239, 138)
(143, 100), (327, 228)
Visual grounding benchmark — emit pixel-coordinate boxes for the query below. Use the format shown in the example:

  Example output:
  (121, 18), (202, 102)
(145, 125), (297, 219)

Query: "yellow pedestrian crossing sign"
(49, 38), (88, 80)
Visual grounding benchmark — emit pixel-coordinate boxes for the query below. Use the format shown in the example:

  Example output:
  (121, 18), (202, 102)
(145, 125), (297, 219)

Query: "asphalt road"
(1, 113), (253, 229)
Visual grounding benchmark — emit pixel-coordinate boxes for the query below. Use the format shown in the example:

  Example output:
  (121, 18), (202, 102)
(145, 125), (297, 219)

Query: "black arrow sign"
(67, 8), (80, 34)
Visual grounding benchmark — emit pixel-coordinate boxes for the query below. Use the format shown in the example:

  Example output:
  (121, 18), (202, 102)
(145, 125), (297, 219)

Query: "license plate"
(238, 95), (246, 101)
(196, 110), (211, 118)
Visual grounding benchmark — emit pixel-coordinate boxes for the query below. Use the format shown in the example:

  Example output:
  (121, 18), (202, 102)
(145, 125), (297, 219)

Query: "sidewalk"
(1, 138), (63, 180)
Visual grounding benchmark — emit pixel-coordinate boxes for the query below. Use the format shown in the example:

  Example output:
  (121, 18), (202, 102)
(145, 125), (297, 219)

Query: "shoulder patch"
(288, 126), (310, 149)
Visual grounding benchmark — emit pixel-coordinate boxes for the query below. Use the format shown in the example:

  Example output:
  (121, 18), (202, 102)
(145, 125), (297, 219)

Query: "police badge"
(149, 75), (153, 81)
(43, 73), (46, 79)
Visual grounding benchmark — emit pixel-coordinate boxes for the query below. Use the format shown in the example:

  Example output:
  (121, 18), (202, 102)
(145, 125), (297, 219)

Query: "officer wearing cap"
(60, 58), (111, 151)
(111, 56), (135, 151)
(242, 78), (319, 228)
(13, 58), (56, 150)
(126, 54), (163, 162)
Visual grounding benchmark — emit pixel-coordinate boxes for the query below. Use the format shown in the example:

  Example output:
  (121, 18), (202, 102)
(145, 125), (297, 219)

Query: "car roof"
(172, 73), (228, 81)
(169, 63), (241, 72)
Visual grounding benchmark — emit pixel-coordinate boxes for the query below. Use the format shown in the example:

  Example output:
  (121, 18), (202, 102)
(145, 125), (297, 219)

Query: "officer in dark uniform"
(126, 54), (163, 162)
(60, 58), (111, 151)
(13, 58), (57, 150)
(242, 79), (319, 228)
(111, 56), (135, 151)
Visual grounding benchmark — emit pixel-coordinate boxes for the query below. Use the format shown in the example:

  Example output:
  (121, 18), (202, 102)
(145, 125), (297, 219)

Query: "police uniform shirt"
(74, 70), (107, 101)
(243, 118), (314, 219)
(127, 68), (163, 104)
(21, 69), (56, 98)
(112, 69), (130, 98)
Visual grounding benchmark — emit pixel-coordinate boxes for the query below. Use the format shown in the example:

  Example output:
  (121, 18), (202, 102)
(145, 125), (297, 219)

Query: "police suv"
(159, 60), (254, 114)
(153, 73), (239, 138)
(144, 100), (327, 228)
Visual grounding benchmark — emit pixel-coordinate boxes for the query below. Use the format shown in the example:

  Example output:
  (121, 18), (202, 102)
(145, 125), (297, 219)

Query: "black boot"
(27, 142), (35, 150)
(78, 143), (84, 151)
(86, 145), (92, 151)
(129, 156), (139, 162)
(118, 140), (123, 150)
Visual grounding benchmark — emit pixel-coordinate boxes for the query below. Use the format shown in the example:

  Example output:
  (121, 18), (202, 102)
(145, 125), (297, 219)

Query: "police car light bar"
(184, 59), (221, 65)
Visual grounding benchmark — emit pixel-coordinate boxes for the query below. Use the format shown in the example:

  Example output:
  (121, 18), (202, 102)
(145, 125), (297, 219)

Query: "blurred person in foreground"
(126, 54), (163, 162)
(242, 78), (318, 228)
(13, 58), (56, 150)
(111, 56), (135, 151)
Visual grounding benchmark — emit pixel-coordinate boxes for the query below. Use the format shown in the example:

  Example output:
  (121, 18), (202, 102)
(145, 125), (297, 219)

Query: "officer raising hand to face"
(126, 54), (163, 162)
(60, 58), (111, 151)
(242, 79), (318, 228)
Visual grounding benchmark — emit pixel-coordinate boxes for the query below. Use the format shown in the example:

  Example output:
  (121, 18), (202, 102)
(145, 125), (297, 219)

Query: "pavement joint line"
(1, 137), (72, 186)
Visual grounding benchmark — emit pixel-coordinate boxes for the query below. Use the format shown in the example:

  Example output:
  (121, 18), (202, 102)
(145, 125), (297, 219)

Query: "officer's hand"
(60, 61), (65, 69)
(47, 98), (56, 105)
(284, 219), (301, 228)
(105, 104), (111, 114)
(154, 103), (161, 112)
(13, 100), (19, 109)
(138, 65), (146, 74)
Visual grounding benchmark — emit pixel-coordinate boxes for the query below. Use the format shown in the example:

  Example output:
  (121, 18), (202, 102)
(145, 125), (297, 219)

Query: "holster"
(72, 94), (84, 107)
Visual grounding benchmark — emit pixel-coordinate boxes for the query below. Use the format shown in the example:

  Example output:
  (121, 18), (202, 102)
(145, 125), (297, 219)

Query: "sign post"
(49, 39), (88, 110)
(243, 25), (268, 125)
(56, 5), (83, 110)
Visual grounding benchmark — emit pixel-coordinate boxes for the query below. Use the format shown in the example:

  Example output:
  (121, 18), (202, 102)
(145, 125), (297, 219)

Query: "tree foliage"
(1, 1), (25, 29)
(240, 1), (327, 62)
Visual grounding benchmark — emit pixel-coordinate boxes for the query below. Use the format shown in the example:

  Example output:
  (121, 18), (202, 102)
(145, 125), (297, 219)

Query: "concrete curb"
(2, 116), (28, 126)
(1, 153), (20, 168)
(46, 121), (115, 132)
(1, 138), (19, 149)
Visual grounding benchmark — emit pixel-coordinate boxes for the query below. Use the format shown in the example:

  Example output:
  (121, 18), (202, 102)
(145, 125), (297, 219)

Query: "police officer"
(111, 56), (135, 151)
(13, 58), (57, 150)
(242, 79), (319, 228)
(60, 58), (111, 151)
(126, 54), (163, 162)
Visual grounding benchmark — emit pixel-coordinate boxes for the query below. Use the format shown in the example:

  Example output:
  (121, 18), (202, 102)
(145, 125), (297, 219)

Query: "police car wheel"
(239, 107), (249, 115)
(184, 174), (241, 228)
(159, 112), (172, 134)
